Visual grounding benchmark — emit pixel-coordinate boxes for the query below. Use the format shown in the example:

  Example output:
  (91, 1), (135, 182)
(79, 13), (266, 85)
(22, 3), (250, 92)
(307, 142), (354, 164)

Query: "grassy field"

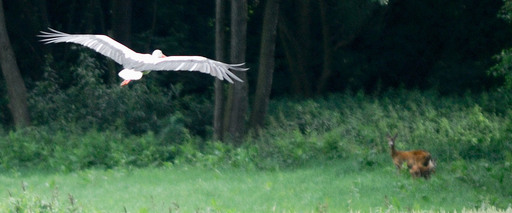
(0, 159), (510, 212)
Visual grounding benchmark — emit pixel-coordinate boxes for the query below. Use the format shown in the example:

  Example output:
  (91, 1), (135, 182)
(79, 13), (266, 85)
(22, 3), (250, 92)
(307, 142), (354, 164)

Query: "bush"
(3, 89), (512, 175)
(30, 52), (179, 135)
(259, 89), (512, 168)
(0, 127), (195, 171)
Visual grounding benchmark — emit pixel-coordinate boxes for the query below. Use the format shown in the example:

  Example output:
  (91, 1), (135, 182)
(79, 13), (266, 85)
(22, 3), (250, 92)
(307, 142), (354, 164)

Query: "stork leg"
(120, 80), (131, 87)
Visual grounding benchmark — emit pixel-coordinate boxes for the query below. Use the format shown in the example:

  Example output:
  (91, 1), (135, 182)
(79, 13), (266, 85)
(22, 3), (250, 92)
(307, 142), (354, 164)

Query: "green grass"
(0, 159), (510, 212)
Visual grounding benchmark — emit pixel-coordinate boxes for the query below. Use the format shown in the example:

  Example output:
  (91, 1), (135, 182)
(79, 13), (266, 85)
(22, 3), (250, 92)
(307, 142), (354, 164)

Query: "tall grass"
(0, 163), (510, 212)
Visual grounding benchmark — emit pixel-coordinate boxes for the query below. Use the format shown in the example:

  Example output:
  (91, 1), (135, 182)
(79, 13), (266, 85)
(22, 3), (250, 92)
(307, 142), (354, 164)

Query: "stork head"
(152, 49), (166, 58)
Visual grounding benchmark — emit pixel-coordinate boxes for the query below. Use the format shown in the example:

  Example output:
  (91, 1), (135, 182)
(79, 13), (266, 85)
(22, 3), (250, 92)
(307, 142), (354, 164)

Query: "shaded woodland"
(1, 0), (512, 140)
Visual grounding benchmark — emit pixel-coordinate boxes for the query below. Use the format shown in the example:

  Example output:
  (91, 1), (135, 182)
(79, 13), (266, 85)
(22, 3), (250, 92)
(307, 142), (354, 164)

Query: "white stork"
(38, 28), (246, 86)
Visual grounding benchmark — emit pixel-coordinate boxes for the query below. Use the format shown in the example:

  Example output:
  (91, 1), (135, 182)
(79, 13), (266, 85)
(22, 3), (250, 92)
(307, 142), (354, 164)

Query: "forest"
(0, 0), (510, 132)
(0, 0), (512, 212)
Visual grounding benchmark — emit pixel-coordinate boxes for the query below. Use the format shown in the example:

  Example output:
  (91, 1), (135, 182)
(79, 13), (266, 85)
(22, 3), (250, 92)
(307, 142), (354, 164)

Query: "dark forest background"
(1, 0), (512, 139)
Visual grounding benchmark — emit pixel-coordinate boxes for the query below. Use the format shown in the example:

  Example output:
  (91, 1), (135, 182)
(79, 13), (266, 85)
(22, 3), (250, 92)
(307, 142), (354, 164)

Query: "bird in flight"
(38, 28), (246, 86)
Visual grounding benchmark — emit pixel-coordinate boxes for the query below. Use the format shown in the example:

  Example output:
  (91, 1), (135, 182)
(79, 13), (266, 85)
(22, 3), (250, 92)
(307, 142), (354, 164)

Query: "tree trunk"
(0, 0), (30, 128)
(112, 0), (132, 47)
(110, 0), (132, 84)
(277, 22), (302, 94)
(37, 0), (50, 28)
(88, 0), (106, 33)
(225, 0), (248, 143)
(316, 0), (382, 93)
(296, 0), (312, 96)
(144, 0), (159, 52)
(65, 0), (77, 32)
(249, 0), (280, 130)
(316, 0), (333, 94)
(214, 0), (227, 141)
(276, 1), (312, 96)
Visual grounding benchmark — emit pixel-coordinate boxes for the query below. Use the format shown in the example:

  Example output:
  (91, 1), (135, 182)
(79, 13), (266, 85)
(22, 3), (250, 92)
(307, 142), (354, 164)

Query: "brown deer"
(409, 158), (436, 179)
(387, 133), (435, 179)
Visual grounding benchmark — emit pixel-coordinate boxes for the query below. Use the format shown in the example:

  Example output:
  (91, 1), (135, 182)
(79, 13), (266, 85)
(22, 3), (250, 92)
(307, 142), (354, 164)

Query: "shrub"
(0, 126), (197, 171)
(2, 89), (512, 176)
(29, 52), (177, 135)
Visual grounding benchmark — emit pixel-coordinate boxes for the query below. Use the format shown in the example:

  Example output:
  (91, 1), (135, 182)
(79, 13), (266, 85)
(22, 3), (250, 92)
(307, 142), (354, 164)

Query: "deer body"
(409, 158), (436, 179)
(387, 134), (435, 179)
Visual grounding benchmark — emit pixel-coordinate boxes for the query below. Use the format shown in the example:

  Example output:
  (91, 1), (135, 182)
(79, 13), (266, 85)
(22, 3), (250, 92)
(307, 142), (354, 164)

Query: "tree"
(214, 0), (228, 140)
(316, 0), (384, 94)
(0, 0), (30, 127)
(109, 0), (132, 84)
(317, 0), (333, 94)
(249, 0), (280, 130)
(112, 0), (132, 47)
(224, 0), (248, 143)
(490, 0), (512, 88)
(278, 0), (313, 96)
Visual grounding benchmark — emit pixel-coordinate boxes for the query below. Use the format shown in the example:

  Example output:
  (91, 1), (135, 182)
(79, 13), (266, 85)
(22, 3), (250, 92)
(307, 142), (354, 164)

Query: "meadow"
(0, 161), (510, 212)
(0, 89), (511, 212)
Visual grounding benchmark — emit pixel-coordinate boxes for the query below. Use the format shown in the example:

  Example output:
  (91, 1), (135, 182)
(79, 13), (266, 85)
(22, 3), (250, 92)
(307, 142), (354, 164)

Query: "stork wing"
(38, 28), (141, 66)
(133, 56), (247, 83)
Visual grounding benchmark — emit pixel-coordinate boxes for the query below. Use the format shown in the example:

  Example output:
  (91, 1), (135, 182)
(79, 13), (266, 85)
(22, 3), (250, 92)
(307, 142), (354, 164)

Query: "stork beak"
(160, 54), (166, 58)
(120, 80), (131, 87)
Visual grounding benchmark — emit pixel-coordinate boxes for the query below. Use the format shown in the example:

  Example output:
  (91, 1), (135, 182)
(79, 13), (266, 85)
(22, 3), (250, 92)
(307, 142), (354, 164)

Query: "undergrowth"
(3, 90), (512, 168)
(1, 183), (88, 213)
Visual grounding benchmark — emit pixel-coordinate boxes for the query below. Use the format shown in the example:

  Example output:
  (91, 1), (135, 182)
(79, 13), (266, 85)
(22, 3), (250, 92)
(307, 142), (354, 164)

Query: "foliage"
(262, 90), (512, 163)
(0, 128), (171, 171)
(29, 52), (177, 135)
(28, 51), (220, 140)
(0, 184), (91, 213)
(489, 0), (512, 89)
(4, 89), (512, 172)
(490, 48), (512, 88)
(499, 0), (512, 22)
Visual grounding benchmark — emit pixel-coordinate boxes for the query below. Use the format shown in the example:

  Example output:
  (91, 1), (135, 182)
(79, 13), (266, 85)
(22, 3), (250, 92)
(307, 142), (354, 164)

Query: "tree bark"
(249, 0), (280, 130)
(144, 0), (159, 52)
(296, 0), (312, 96)
(37, 0), (50, 28)
(316, 0), (382, 93)
(214, 0), (227, 141)
(88, 0), (106, 33)
(276, 1), (312, 96)
(225, 0), (248, 143)
(110, 0), (132, 84)
(112, 0), (132, 47)
(316, 0), (333, 94)
(0, 0), (30, 128)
